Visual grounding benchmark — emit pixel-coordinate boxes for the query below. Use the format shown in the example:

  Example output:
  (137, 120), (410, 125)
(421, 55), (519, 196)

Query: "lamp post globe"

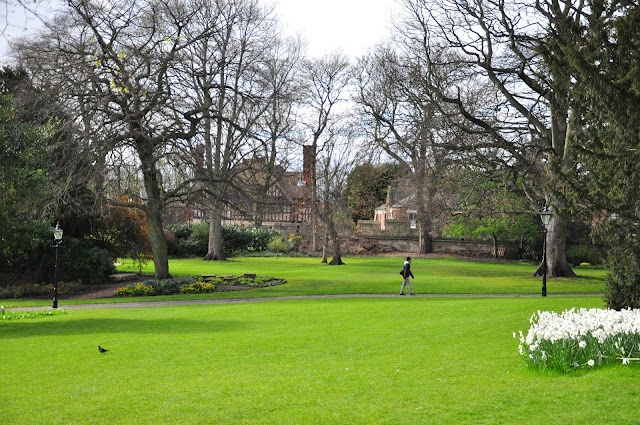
(539, 206), (552, 297)
(52, 222), (63, 309)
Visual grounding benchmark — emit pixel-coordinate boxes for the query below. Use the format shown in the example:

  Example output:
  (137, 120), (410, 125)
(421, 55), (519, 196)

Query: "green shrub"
(54, 238), (115, 285)
(168, 223), (286, 257)
(605, 246), (640, 310)
(0, 283), (52, 299)
(176, 237), (208, 258)
(267, 237), (289, 254)
(236, 276), (287, 287)
(168, 223), (194, 240)
(168, 223), (209, 257)
(239, 250), (310, 258)
(222, 225), (254, 253)
(566, 243), (604, 265)
(147, 279), (181, 295)
(248, 227), (281, 251)
(165, 231), (177, 256)
(287, 234), (303, 252)
(223, 225), (283, 253)
(148, 277), (197, 295)
(0, 220), (51, 272)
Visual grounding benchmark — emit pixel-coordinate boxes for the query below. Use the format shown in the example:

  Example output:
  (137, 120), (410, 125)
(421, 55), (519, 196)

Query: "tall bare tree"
(249, 35), (304, 227)
(353, 45), (462, 253)
(1, 0), (50, 39)
(180, 0), (286, 260)
(315, 124), (361, 265)
(14, 0), (217, 278)
(396, 0), (585, 276)
(298, 52), (351, 253)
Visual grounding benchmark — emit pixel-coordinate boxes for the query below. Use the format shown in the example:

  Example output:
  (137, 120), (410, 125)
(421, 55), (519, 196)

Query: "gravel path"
(9, 292), (603, 311)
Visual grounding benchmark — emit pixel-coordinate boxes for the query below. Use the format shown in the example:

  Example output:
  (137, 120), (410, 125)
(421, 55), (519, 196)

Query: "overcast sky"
(273, 0), (398, 57)
(0, 0), (399, 61)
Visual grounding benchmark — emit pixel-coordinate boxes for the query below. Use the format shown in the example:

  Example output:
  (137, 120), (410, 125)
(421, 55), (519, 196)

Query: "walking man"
(400, 256), (415, 295)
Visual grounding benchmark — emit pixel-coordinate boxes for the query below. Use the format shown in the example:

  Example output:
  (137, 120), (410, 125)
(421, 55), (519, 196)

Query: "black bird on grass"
(98, 345), (109, 353)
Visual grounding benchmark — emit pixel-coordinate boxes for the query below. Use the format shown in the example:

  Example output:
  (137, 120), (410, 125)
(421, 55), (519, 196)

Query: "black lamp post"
(52, 222), (63, 309)
(539, 206), (553, 297)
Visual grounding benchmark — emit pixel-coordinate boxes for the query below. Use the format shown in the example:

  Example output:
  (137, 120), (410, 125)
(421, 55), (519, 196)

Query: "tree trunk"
(327, 220), (344, 265)
(321, 227), (328, 263)
(145, 209), (170, 279)
(137, 143), (170, 279)
(204, 207), (225, 261)
(533, 213), (576, 278)
(418, 220), (433, 254)
(492, 233), (498, 259)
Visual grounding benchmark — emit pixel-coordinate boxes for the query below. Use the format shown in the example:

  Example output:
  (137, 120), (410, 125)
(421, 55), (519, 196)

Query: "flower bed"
(515, 308), (640, 373)
(115, 275), (286, 297)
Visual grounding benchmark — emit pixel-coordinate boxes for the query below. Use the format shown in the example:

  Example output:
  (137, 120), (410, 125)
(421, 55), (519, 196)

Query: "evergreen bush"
(167, 223), (285, 257)
(56, 238), (115, 285)
(222, 224), (254, 253)
(567, 243), (604, 265)
(605, 245), (640, 310)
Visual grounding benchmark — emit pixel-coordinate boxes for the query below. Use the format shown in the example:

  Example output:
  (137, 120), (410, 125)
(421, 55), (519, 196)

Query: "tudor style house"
(180, 145), (315, 230)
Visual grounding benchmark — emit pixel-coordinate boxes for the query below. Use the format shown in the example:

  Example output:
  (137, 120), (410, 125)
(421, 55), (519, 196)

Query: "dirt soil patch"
(73, 283), (124, 299)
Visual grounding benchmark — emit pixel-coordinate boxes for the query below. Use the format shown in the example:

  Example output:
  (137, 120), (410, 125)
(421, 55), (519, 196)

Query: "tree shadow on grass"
(0, 317), (252, 339)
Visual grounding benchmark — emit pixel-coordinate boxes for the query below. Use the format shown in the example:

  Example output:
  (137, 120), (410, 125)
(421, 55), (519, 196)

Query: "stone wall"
(356, 220), (519, 258)
(357, 220), (417, 238)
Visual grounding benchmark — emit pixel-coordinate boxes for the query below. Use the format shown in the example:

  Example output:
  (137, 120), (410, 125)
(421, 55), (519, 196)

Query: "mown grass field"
(1, 256), (607, 307)
(2, 296), (638, 424)
(110, 256), (606, 301)
(2, 256), (629, 424)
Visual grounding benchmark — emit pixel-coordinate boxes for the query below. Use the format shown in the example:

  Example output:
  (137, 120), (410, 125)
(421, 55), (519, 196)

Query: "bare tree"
(1, 0), (50, 38)
(397, 0), (584, 276)
(315, 124), (361, 265)
(298, 52), (351, 254)
(352, 45), (463, 253)
(180, 0), (284, 261)
(249, 34), (304, 227)
(14, 0), (218, 278)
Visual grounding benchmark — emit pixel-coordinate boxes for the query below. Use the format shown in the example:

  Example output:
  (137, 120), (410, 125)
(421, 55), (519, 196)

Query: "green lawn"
(112, 256), (606, 300)
(1, 256), (606, 308)
(2, 296), (638, 424)
(1, 256), (625, 423)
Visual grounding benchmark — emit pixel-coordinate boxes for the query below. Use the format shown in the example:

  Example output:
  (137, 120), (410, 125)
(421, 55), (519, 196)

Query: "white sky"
(273, 0), (398, 58)
(1, 0), (399, 61)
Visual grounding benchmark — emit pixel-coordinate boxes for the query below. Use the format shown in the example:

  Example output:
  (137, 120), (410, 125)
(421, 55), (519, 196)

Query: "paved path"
(9, 292), (603, 311)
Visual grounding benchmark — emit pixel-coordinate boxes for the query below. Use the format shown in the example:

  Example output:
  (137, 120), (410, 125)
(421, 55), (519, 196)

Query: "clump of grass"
(1, 306), (65, 320)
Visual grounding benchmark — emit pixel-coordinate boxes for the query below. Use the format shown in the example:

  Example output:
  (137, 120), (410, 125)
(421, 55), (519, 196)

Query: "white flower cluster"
(515, 308), (640, 372)
(523, 308), (640, 344)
